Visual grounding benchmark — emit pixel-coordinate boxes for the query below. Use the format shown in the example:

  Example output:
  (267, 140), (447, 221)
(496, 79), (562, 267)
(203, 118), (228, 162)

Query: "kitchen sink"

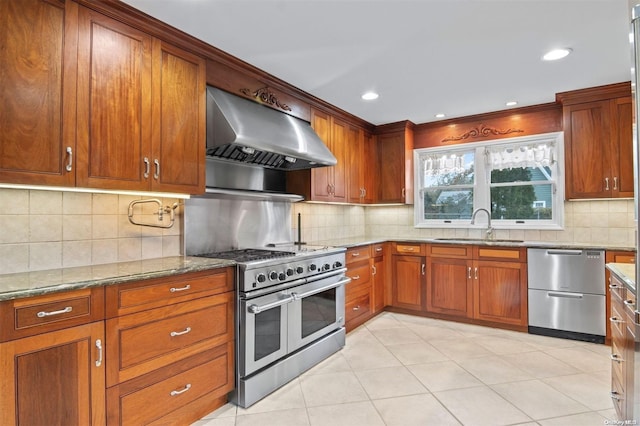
(433, 238), (524, 243)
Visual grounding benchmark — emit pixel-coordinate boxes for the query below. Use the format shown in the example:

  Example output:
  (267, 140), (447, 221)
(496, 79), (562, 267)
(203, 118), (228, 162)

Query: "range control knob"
(296, 266), (304, 274)
(309, 264), (317, 271)
(278, 272), (286, 281)
(268, 271), (278, 281)
(286, 267), (294, 277)
(322, 263), (331, 271)
(256, 273), (266, 283)
(333, 261), (343, 268)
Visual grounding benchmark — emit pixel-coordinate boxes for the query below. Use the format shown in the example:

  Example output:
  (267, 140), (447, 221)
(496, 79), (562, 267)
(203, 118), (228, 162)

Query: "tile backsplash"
(0, 186), (635, 275)
(0, 188), (182, 274)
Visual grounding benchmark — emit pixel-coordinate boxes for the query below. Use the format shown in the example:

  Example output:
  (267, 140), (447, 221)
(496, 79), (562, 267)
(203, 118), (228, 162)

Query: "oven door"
(240, 290), (293, 377)
(287, 272), (349, 353)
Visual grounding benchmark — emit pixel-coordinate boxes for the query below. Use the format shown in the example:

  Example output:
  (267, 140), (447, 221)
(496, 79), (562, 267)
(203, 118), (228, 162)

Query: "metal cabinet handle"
(372, 265), (377, 276)
(609, 283), (623, 290)
(401, 188), (405, 198)
(609, 316), (624, 324)
(421, 264), (426, 275)
(95, 339), (103, 367)
(353, 305), (360, 311)
(170, 327), (191, 337)
(611, 353), (625, 363)
(375, 247), (383, 252)
(351, 275), (361, 280)
(65, 147), (73, 172)
(37, 306), (72, 318)
(154, 159), (160, 179)
(547, 291), (583, 299)
(624, 299), (636, 309)
(610, 391), (624, 401)
(248, 295), (294, 314)
(474, 267), (478, 280)
(170, 284), (191, 293)
(351, 252), (360, 257)
(143, 157), (150, 178)
(327, 184), (332, 194)
(605, 177), (610, 191)
(170, 384), (191, 396)
(614, 176), (618, 190)
(468, 267), (472, 279)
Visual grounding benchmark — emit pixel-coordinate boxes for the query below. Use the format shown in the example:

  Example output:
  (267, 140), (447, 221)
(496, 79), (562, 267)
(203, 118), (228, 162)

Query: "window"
(414, 132), (564, 230)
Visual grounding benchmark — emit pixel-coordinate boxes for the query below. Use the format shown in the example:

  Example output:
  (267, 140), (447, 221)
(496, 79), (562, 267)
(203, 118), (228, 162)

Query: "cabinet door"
(611, 97), (633, 198)
(330, 117), (348, 202)
(472, 260), (527, 326)
(392, 255), (425, 311)
(0, 0), (77, 186)
(564, 101), (612, 199)
(310, 109), (332, 201)
(426, 257), (472, 318)
(378, 132), (406, 203)
(362, 131), (378, 203)
(0, 322), (105, 426)
(76, 7), (153, 190)
(347, 126), (364, 203)
(151, 39), (205, 193)
(372, 255), (385, 312)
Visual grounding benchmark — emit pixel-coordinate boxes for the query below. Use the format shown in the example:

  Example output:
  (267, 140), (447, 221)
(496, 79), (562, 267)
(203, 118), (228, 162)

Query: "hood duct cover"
(206, 87), (337, 170)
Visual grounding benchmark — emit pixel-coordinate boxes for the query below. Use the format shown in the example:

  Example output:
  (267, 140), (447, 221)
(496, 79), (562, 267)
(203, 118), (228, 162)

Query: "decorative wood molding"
(240, 86), (292, 111)
(442, 124), (524, 143)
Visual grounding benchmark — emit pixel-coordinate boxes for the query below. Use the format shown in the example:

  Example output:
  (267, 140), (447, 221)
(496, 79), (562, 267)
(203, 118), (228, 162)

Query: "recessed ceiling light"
(361, 91), (379, 100)
(506, 101), (518, 107)
(542, 48), (572, 61)
(435, 113), (446, 118)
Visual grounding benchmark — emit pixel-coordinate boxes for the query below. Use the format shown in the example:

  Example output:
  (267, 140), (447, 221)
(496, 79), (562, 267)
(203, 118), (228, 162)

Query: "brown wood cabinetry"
(372, 243), (386, 312)
(391, 243), (426, 310)
(557, 82), (632, 199)
(376, 122), (414, 204)
(0, 0), (78, 186)
(347, 129), (378, 203)
(105, 268), (235, 425)
(309, 109), (348, 202)
(345, 245), (373, 331)
(609, 272), (635, 420)
(605, 251), (636, 345)
(0, 288), (105, 426)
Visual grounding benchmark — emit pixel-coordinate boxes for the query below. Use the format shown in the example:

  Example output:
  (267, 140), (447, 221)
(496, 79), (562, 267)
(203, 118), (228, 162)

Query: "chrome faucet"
(471, 208), (493, 240)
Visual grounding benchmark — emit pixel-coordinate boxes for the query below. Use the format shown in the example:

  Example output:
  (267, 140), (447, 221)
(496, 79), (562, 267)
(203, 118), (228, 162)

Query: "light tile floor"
(192, 312), (617, 426)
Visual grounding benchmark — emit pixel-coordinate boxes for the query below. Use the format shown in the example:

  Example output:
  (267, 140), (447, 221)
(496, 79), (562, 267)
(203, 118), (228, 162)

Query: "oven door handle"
(247, 295), (294, 314)
(291, 277), (351, 301)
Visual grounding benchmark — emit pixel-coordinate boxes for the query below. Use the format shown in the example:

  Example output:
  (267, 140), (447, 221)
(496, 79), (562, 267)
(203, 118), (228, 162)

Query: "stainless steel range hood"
(206, 86), (336, 170)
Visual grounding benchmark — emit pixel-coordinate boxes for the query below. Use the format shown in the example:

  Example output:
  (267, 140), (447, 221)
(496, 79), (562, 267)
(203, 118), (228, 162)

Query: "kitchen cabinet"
(105, 268), (234, 425)
(609, 271), (635, 420)
(557, 82), (633, 199)
(345, 245), (373, 331)
(372, 243), (386, 312)
(376, 122), (414, 204)
(391, 243), (426, 311)
(605, 251), (636, 344)
(347, 128), (378, 204)
(76, 7), (205, 193)
(426, 244), (473, 318)
(0, 288), (106, 425)
(0, 0), (78, 186)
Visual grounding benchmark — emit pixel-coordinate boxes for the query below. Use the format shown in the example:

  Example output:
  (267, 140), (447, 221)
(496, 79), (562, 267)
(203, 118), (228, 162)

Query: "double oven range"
(197, 246), (349, 408)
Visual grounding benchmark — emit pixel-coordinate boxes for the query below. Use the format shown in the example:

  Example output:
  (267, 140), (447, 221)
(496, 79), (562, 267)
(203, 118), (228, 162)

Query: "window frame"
(413, 132), (564, 230)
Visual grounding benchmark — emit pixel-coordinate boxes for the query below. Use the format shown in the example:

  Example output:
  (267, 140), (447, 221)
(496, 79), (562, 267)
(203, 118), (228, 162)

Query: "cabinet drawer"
(611, 335), (625, 384)
(372, 243), (384, 258)
(474, 246), (526, 262)
(394, 243), (423, 255)
(346, 262), (371, 294)
(345, 289), (371, 324)
(610, 302), (626, 340)
(0, 287), (105, 342)
(111, 343), (233, 426)
(106, 291), (234, 386)
(611, 372), (626, 420)
(106, 268), (234, 317)
(346, 246), (371, 265)
(428, 244), (472, 259)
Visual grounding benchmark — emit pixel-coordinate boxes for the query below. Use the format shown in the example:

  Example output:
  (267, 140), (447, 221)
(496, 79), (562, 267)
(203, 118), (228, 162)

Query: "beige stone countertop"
(607, 262), (636, 293)
(0, 256), (235, 302)
(316, 236), (635, 252)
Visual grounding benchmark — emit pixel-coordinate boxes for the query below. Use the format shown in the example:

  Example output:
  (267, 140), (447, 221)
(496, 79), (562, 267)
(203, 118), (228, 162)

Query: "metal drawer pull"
(614, 177), (618, 190)
(351, 275), (360, 280)
(474, 267), (478, 280)
(154, 159), (160, 179)
(65, 147), (73, 172)
(609, 283), (622, 290)
(611, 354), (625, 363)
(376, 247), (383, 252)
(403, 247), (415, 252)
(609, 316), (624, 324)
(37, 306), (72, 318)
(170, 384), (191, 396)
(170, 327), (192, 337)
(353, 305), (360, 311)
(624, 300), (636, 308)
(610, 391), (623, 401)
(605, 177), (610, 191)
(468, 267), (471, 279)
(95, 339), (103, 367)
(352, 252), (360, 257)
(170, 284), (191, 293)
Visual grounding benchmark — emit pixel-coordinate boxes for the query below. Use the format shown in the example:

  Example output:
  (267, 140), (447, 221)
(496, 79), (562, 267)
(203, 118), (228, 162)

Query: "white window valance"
(423, 153), (465, 176)
(486, 142), (555, 171)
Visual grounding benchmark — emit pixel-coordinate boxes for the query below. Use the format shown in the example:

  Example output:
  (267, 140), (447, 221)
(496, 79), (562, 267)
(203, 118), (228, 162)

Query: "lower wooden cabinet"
(391, 243), (426, 311)
(0, 321), (106, 426)
(372, 244), (386, 312)
(426, 256), (472, 317)
(473, 259), (527, 327)
(345, 245), (373, 331)
(606, 251), (636, 344)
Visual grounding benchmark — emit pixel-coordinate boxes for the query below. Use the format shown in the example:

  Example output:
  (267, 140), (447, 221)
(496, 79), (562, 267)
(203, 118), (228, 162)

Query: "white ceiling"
(123, 0), (631, 126)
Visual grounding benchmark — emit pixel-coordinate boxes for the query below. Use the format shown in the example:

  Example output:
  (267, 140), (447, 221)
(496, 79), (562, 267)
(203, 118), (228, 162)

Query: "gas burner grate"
(197, 249), (296, 263)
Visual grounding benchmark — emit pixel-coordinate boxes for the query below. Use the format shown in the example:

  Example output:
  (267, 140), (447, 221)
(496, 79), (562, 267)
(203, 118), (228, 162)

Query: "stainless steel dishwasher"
(527, 248), (605, 343)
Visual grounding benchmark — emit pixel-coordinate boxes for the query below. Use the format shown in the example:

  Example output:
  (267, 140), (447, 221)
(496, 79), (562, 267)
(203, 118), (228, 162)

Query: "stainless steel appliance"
(528, 248), (605, 343)
(195, 245), (348, 408)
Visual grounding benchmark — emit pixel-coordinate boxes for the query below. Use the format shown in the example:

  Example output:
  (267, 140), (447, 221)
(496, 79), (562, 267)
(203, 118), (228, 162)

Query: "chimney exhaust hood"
(206, 87), (337, 170)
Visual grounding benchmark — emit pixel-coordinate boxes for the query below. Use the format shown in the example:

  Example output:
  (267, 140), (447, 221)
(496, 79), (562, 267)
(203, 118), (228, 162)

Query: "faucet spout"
(471, 208), (493, 239)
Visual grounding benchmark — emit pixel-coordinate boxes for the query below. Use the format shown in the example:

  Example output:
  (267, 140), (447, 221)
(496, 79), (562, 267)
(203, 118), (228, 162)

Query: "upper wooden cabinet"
(347, 128), (378, 203)
(76, 7), (205, 193)
(376, 121), (414, 204)
(0, 0), (78, 186)
(0, 0), (205, 194)
(557, 82), (632, 199)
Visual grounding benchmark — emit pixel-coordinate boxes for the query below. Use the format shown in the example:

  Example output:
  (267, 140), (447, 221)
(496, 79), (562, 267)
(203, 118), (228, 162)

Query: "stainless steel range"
(196, 245), (348, 408)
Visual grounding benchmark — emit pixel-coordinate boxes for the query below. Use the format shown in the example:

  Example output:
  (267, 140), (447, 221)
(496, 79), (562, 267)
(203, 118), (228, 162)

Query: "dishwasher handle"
(545, 249), (583, 256)
(547, 291), (583, 299)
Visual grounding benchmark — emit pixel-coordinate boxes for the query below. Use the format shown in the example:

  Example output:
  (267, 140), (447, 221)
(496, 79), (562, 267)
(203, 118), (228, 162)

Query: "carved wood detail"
(240, 86), (292, 111)
(442, 124), (524, 143)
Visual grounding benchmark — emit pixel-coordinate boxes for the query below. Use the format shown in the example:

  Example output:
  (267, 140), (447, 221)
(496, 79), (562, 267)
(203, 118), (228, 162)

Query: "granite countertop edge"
(0, 256), (235, 302)
(607, 263), (637, 293)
